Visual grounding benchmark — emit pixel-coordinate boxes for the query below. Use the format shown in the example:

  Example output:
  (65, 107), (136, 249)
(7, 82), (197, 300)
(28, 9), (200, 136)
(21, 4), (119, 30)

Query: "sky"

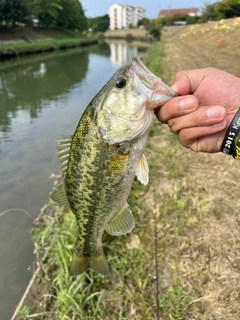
(80, 0), (212, 18)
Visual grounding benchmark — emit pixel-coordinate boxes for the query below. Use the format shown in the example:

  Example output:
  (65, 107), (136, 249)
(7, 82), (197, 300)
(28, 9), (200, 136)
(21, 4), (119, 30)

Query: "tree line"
(137, 0), (240, 37)
(202, 0), (240, 21)
(0, 0), (87, 30)
(0, 0), (239, 33)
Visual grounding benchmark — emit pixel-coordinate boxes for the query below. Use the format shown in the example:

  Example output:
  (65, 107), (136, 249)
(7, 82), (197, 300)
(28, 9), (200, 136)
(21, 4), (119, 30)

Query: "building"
(109, 4), (145, 30)
(158, 8), (200, 18)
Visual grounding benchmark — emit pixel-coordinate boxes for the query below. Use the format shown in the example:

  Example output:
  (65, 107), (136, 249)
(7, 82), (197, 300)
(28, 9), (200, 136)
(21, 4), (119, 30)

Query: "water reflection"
(105, 39), (152, 67)
(0, 50), (90, 137)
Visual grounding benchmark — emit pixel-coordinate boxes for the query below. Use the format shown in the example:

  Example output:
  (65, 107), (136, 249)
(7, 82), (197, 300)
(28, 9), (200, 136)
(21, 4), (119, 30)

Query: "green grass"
(0, 37), (97, 58)
(143, 41), (164, 76)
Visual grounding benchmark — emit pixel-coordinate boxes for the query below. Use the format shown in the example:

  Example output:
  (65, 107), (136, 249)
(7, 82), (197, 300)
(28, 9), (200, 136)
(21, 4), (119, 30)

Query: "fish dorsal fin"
(55, 135), (72, 174)
(135, 153), (149, 185)
(51, 183), (69, 206)
(105, 203), (135, 236)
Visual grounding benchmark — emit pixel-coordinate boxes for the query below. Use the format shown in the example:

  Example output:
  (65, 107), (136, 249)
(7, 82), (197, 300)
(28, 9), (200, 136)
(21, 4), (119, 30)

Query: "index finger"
(155, 95), (198, 123)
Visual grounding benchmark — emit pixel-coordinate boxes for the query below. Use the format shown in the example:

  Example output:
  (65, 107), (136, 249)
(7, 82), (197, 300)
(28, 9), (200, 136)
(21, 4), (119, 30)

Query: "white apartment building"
(109, 4), (145, 30)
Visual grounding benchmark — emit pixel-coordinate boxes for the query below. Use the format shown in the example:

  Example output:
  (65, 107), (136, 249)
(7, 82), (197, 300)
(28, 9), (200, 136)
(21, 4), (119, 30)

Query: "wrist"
(221, 109), (240, 159)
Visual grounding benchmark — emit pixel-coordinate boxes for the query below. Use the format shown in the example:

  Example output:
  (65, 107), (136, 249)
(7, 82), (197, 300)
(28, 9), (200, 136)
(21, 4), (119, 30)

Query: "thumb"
(171, 69), (207, 95)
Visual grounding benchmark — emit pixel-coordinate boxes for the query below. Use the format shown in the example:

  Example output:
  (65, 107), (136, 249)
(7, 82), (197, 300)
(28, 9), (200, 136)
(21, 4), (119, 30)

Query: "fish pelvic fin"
(70, 250), (110, 277)
(106, 203), (135, 236)
(135, 153), (149, 185)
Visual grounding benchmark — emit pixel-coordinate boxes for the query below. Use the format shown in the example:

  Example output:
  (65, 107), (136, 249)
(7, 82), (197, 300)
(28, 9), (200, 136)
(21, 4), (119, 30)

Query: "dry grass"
(152, 19), (240, 319)
(162, 18), (240, 76)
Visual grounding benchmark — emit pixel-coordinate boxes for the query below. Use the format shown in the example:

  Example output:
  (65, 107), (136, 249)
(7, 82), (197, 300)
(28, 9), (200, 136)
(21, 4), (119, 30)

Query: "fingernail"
(213, 119), (227, 128)
(171, 84), (178, 93)
(179, 98), (196, 110)
(206, 106), (225, 118)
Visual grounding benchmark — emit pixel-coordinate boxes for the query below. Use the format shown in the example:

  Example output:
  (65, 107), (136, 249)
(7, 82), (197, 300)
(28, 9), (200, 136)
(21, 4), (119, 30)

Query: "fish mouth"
(132, 56), (158, 86)
(131, 56), (178, 108)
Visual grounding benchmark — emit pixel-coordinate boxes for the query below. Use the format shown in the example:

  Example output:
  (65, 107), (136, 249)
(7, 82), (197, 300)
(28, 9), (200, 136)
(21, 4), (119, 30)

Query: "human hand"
(156, 68), (240, 152)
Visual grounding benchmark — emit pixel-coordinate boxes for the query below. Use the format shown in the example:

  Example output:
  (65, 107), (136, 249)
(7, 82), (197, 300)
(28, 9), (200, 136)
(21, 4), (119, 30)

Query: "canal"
(0, 40), (152, 319)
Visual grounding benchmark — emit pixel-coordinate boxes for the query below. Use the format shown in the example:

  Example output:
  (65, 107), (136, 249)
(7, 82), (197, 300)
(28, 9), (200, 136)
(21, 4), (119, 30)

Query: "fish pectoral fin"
(70, 250), (109, 277)
(135, 153), (149, 185)
(51, 183), (69, 206)
(106, 203), (135, 236)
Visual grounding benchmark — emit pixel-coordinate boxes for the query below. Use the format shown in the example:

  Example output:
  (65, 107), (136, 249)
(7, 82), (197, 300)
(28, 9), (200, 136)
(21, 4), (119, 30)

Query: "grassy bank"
(0, 37), (98, 58)
(104, 28), (152, 41)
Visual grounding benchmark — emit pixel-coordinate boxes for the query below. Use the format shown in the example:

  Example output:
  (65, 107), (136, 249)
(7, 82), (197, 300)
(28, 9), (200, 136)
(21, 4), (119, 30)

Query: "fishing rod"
(154, 188), (160, 320)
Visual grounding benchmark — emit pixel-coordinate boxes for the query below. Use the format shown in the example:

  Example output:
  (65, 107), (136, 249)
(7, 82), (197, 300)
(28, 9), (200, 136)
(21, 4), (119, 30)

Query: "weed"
(158, 286), (192, 320)
(17, 305), (49, 319)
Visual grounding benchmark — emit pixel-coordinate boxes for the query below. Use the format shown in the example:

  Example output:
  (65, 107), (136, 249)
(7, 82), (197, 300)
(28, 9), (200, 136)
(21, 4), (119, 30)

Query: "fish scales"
(51, 56), (177, 277)
(66, 105), (145, 255)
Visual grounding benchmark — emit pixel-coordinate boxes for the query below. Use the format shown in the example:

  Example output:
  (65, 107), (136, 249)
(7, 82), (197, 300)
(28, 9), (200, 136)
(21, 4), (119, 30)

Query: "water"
(0, 40), (151, 319)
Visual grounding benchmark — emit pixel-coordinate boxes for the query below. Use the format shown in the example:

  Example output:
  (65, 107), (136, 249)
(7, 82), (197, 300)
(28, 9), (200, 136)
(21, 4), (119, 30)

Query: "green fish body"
(51, 57), (176, 276)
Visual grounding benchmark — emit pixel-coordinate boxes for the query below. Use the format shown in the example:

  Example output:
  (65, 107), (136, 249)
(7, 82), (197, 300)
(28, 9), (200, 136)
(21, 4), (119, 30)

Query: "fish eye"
(115, 77), (127, 88)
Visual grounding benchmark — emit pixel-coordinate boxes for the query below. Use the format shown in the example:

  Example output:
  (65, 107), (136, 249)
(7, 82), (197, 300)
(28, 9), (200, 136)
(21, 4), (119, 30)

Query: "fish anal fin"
(70, 250), (109, 277)
(106, 203), (135, 236)
(51, 183), (69, 206)
(135, 153), (149, 185)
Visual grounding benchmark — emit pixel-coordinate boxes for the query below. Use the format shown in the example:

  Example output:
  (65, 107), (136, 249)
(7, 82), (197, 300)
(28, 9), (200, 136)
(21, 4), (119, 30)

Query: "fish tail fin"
(70, 250), (110, 277)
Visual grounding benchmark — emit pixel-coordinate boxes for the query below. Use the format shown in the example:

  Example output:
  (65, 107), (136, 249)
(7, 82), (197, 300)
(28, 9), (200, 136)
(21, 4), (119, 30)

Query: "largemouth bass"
(51, 57), (176, 277)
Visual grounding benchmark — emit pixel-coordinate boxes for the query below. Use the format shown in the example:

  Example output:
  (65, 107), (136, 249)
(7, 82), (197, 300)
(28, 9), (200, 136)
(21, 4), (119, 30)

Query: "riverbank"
(13, 19), (240, 320)
(0, 27), (98, 58)
(103, 28), (152, 41)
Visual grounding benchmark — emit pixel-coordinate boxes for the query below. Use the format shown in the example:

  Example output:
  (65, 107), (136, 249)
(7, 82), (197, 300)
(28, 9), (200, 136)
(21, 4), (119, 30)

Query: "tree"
(138, 18), (162, 40)
(0, 0), (88, 30)
(32, 0), (62, 27)
(56, 0), (87, 31)
(216, 0), (240, 18)
(201, 2), (219, 21)
(0, 0), (32, 26)
(186, 15), (202, 24)
(88, 15), (109, 32)
(137, 17), (151, 29)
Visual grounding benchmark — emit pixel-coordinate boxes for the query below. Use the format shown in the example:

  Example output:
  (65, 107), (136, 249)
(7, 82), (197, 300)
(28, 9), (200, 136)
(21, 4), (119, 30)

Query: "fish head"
(94, 56), (177, 145)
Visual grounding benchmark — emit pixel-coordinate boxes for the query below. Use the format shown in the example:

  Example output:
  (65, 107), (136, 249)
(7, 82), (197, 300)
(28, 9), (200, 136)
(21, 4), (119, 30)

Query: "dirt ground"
(161, 19), (240, 76)
(157, 19), (240, 319)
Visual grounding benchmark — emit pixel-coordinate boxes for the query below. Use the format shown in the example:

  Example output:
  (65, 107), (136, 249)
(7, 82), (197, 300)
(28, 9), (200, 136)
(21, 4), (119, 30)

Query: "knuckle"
(179, 127), (188, 138)
(167, 119), (178, 134)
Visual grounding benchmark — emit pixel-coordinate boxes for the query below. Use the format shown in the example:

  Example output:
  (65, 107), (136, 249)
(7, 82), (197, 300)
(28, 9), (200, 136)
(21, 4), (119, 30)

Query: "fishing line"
(0, 208), (31, 218)
(153, 188), (160, 320)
